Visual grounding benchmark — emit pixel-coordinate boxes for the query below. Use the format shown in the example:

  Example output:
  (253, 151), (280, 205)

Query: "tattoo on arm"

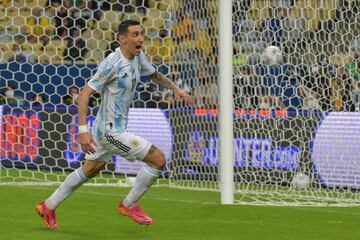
(150, 72), (178, 91)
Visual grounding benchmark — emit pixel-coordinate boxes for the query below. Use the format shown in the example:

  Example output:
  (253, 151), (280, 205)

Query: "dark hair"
(118, 20), (141, 35)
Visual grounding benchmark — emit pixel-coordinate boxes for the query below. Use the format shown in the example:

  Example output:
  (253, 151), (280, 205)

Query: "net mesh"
(230, 0), (360, 206)
(1, 0), (360, 206)
(169, 0), (360, 206)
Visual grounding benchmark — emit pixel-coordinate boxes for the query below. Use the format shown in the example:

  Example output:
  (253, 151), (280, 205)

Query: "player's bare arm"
(78, 85), (97, 154)
(149, 71), (193, 106)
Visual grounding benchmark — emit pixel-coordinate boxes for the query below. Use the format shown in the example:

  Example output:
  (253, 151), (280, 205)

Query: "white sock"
(45, 168), (89, 210)
(123, 165), (161, 207)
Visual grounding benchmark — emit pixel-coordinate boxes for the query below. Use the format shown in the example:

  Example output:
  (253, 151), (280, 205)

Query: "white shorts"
(85, 131), (152, 162)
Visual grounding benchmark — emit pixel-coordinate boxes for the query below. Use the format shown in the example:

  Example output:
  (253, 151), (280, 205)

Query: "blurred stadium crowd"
(0, 0), (359, 112)
(0, 0), (173, 64)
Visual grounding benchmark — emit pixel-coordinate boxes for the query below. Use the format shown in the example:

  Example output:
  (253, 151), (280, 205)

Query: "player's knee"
(87, 168), (102, 177)
(144, 147), (166, 170)
(151, 150), (166, 170)
(82, 161), (105, 178)
(157, 151), (166, 169)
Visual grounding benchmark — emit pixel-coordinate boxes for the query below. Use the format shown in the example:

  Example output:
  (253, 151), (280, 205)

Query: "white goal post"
(218, 0), (235, 205)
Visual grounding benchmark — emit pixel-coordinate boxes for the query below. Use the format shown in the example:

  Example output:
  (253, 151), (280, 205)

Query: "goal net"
(168, 0), (360, 206)
(1, 0), (360, 206)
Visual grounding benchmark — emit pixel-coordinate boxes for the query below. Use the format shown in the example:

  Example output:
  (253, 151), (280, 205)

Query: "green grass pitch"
(0, 185), (359, 240)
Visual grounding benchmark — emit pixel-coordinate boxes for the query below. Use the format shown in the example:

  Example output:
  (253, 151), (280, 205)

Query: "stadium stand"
(0, 0), (360, 111)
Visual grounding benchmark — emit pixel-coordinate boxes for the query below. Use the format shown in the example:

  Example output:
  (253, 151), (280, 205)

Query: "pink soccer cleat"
(35, 201), (59, 229)
(118, 202), (154, 225)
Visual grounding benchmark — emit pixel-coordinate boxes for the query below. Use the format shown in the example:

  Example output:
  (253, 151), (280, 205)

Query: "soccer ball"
(261, 46), (283, 65)
(291, 173), (311, 189)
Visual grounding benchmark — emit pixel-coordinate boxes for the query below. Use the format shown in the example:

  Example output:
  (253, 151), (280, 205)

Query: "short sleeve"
(139, 52), (156, 76)
(88, 60), (116, 91)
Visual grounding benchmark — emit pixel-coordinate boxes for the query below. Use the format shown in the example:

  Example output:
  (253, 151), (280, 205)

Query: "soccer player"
(35, 19), (192, 228)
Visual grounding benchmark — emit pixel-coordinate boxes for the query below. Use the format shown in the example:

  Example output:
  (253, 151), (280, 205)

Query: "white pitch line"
(84, 190), (219, 205)
(7, 185), (360, 215)
(292, 206), (360, 216)
(11, 185), (219, 205)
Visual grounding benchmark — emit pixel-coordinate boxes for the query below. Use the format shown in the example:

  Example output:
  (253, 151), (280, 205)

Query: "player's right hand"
(79, 133), (97, 154)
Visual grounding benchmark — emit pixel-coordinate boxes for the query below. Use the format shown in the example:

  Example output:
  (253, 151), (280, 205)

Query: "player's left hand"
(175, 89), (193, 107)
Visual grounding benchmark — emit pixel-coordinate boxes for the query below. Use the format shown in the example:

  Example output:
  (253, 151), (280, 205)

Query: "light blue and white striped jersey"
(88, 47), (155, 139)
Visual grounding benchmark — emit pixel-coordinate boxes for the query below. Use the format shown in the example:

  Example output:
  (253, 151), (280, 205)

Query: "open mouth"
(135, 45), (142, 52)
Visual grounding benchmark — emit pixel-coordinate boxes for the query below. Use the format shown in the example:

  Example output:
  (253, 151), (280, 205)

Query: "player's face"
(120, 25), (144, 58)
